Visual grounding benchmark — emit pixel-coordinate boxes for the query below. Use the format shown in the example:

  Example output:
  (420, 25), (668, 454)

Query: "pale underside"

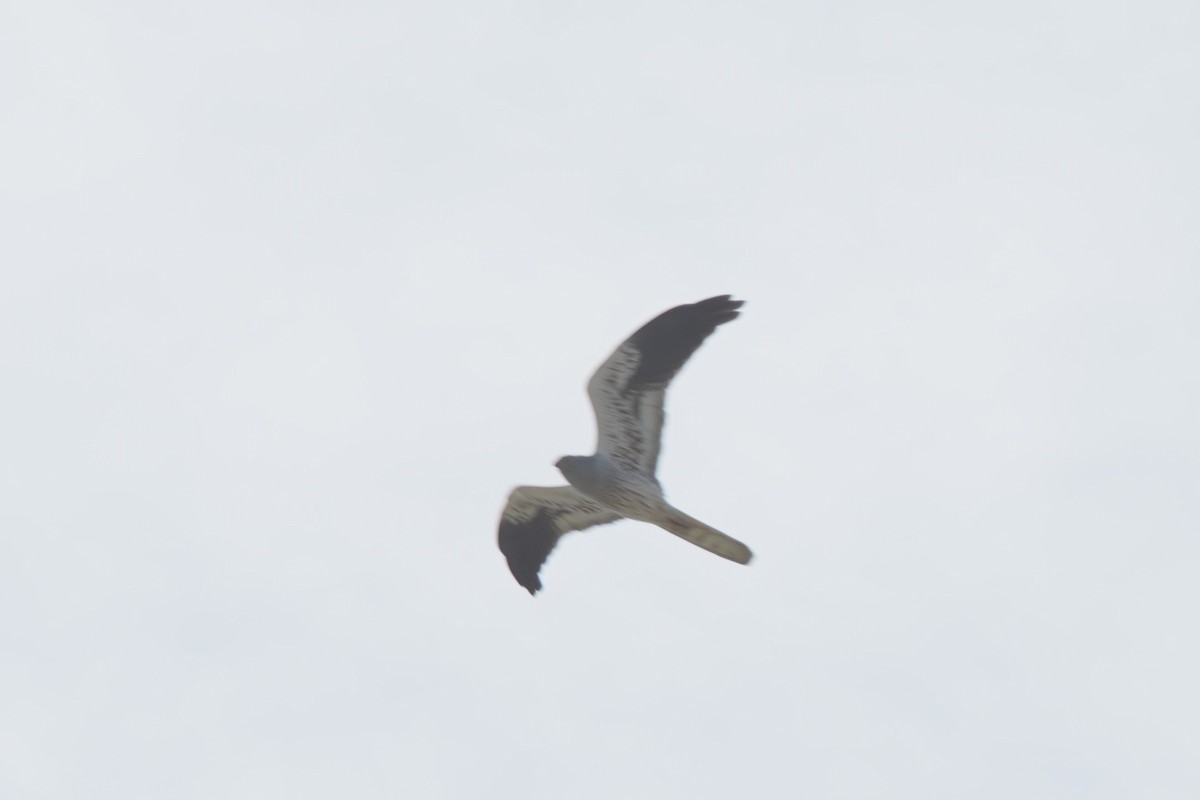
(497, 295), (752, 594)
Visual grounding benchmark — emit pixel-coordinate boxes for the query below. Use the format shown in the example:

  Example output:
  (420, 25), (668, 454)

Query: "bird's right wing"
(497, 486), (623, 595)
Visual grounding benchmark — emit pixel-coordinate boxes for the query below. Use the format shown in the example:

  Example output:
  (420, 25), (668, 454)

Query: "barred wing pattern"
(587, 295), (744, 476)
(497, 486), (623, 595)
(497, 295), (750, 595)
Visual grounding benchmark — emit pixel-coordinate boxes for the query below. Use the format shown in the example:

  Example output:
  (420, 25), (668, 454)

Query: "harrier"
(497, 295), (752, 594)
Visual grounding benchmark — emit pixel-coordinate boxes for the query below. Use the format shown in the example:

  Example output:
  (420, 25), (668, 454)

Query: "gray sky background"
(3, 1), (1197, 798)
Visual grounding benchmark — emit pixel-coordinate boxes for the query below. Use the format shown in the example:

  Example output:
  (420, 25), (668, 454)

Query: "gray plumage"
(498, 295), (753, 595)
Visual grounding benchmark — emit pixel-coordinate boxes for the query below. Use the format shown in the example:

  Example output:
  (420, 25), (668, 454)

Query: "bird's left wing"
(587, 295), (744, 476)
(497, 486), (623, 595)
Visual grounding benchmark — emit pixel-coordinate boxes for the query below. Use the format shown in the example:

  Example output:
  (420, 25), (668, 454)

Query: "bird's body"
(498, 295), (752, 594)
(555, 454), (661, 520)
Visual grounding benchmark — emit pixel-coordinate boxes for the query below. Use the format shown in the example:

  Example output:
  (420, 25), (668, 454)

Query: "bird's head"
(554, 455), (589, 485)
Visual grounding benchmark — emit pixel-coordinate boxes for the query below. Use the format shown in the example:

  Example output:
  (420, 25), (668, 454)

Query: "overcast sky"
(2, 1), (1198, 798)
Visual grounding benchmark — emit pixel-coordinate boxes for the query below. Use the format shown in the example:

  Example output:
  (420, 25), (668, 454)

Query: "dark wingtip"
(694, 294), (744, 321)
(518, 568), (542, 595)
(626, 295), (745, 387)
(498, 511), (557, 595)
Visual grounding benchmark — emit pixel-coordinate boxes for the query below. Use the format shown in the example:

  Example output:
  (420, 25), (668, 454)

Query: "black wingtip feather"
(498, 511), (561, 595)
(626, 295), (744, 388)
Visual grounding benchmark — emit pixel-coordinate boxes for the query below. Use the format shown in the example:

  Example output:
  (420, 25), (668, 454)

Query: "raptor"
(497, 295), (753, 594)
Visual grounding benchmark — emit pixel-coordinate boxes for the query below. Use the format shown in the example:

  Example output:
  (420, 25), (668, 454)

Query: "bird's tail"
(657, 506), (753, 564)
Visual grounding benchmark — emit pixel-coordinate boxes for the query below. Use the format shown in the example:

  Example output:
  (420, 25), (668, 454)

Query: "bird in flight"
(497, 295), (753, 594)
